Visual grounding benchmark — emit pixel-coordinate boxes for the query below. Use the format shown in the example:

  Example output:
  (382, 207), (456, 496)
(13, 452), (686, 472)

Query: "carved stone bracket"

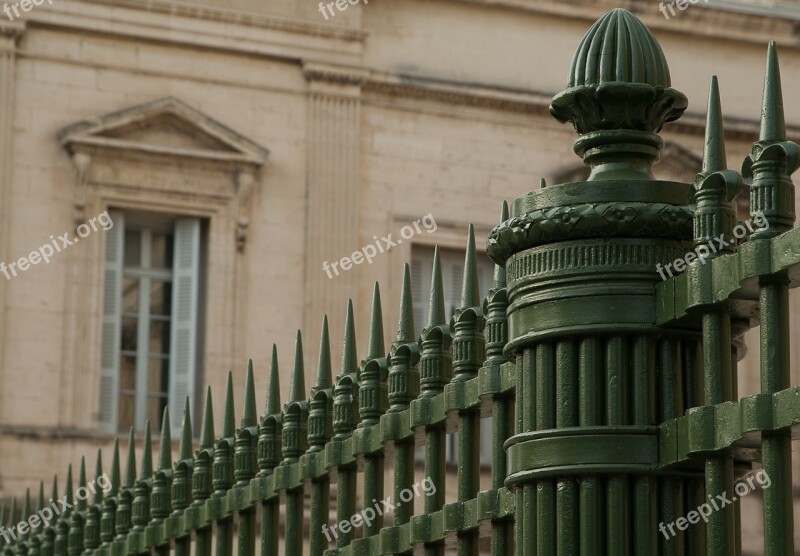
(302, 61), (369, 87)
(71, 151), (92, 226)
(235, 169), (255, 252)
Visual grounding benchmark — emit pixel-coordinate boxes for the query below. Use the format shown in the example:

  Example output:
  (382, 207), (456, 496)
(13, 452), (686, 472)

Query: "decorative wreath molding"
(487, 202), (694, 265)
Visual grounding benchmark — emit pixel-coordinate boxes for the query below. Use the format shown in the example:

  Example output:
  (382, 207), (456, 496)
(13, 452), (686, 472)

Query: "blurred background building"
(0, 0), (798, 552)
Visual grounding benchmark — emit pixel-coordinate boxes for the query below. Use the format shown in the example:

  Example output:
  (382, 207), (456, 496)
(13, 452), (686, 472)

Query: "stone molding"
(59, 96), (268, 250)
(58, 0), (366, 42)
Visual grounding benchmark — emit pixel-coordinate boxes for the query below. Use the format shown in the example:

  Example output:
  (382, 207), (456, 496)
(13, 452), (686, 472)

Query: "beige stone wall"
(0, 0), (798, 551)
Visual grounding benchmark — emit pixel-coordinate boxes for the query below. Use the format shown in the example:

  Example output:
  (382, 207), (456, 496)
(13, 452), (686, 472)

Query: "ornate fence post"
(489, 8), (696, 555)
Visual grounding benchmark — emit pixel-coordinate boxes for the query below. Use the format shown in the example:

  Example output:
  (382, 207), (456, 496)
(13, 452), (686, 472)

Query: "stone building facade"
(0, 0), (798, 550)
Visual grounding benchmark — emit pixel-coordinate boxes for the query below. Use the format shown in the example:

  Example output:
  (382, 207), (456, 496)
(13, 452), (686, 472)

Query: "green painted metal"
(4, 7), (800, 555)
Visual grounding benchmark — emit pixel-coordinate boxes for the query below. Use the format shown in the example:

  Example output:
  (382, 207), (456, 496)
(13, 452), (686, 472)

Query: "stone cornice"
(456, 0), (800, 47)
(68, 0), (366, 42)
(364, 72), (552, 116)
(364, 71), (800, 144)
(27, 0), (365, 69)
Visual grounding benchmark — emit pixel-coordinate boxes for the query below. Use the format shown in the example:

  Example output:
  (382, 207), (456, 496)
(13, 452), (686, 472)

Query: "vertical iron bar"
(657, 336), (684, 556)
(605, 336), (629, 556)
(555, 340), (578, 556)
(520, 350), (536, 556)
(260, 498), (279, 556)
(760, 279), (793, 556)
(579, 337), (602, 556)
(536, 342), (555, 556)
(632, 336), (655, 555)
(309, 480), (330, 556)
(702, 309), (734, 556)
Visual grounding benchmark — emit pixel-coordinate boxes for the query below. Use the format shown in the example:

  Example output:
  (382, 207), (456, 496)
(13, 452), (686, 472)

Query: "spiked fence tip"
(702, 75), (727, 175)
(179, 397), (193, 460)
(461, 224), (481, 308)
(140, 420), (153, 479)
(241, 360), (257, 428)
(158, 406), (172, 472)
(200, 386), (215, 450)
(76, 457), (87, 511)
(222, 371), (235, 438)
(397, 263), (415, 342)
(124, 427), (137, 488)
(315, 316), (332, 390)
(110, 438), (121, 497)
(760, 41), (786, 143)
(266, 345), (281, 415)
(94, 449), (104, 505)
(341, 299), (358, 374)
(290, 330), (306, 402)
(428, 246), (446, 327)
(366, 283), (385, 359)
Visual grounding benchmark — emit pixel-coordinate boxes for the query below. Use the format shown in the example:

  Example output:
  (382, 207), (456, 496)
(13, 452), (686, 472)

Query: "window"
(410, 245), (496, 467)
(99, 211), (202, 435)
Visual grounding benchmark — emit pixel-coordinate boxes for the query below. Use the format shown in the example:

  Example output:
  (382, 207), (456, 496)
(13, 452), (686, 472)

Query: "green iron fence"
(3, 7), (800, 555)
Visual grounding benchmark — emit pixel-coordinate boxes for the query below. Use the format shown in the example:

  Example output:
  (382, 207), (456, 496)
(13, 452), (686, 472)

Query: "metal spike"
(199, 386), (215, 450)
(76, 458), (87, 511)
(760, 41), (786, 143)
(427, 246), (446, 327)
(290, 330), (306, 402)
(8, 498), (16, 528)
(702, 76), (727, 175)
(124, 428), (137, 488)
(22, 489), (31, 527)
(461, 224), (481, 308)
(158, 406), (172, 472)
(140, 420), (153, 479)
(242, 360), (257, 428)
(266, 345), (281, 415)
(94, 449), (104, 505)
(37, 481), (45, 512)
(65, 464), (74, 510)
(397, 263), (415, 343)
(493, 202), (509, 290)
(222, 371), (235, 438)
(110, 438), (121, 497)
(50, 475), (58, 512)
(366, 283), (385, 359)
(315, 316), (332, 390)
(179, 397), (193, 461)
(341, 300), (358, 374)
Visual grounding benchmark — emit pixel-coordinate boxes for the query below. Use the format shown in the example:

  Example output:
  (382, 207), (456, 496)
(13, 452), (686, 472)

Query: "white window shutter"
(168, 218), (201, 437)
(99, 211), (124, 433)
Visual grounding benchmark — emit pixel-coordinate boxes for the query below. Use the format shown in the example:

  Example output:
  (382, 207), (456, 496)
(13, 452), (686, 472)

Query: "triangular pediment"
(58, 97), (269, 166)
